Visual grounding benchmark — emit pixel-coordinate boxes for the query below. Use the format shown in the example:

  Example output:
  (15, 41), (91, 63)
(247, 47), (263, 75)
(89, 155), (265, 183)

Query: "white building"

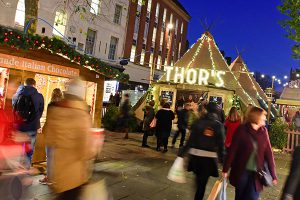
(0, 0), (129, 62)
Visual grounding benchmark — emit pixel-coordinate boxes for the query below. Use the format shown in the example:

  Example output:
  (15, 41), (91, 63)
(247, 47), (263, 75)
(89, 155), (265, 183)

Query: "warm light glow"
(272, 75), (276, 79)
(165, 66), (225, 87)
(284, 75), (288, 79)
(261, 74), (265, 78)
(167, 23), (174, 29)
(297, 74), (300, 77)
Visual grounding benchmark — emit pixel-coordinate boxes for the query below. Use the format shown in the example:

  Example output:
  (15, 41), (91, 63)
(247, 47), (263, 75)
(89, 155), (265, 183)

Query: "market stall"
(150, 32), (258, 115)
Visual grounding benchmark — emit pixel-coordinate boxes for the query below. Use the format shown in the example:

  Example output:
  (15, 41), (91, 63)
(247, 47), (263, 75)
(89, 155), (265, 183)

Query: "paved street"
(26, 131), (291, 200)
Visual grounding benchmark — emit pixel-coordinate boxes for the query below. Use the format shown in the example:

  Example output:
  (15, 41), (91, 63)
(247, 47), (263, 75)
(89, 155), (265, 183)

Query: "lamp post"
(266, 76), (276, 124)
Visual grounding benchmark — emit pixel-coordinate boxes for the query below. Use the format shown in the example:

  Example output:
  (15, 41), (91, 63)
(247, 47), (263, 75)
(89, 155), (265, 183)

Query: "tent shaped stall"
(149, 32), (258, 115)
(229, 55), (277, 118)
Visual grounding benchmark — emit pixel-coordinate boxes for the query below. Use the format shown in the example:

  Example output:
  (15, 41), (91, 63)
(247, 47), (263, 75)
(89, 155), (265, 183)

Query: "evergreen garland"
(0, 26), (129, 82)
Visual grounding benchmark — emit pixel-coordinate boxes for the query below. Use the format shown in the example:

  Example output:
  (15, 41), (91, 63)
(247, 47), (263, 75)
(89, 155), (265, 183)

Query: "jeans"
(46, 147), (52, 177)
(25, 131), (37, 167)
(172, 128), (186, 146)
(235, 170), (259, 200)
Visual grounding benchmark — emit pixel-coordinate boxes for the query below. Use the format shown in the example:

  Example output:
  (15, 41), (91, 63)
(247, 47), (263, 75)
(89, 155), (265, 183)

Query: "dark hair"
(124, 94), (129, 98)
(25, 78), (36, 86)
(247, 107), (266, 124)
(206, 102), (218, 114)
(149, 100), (155, 107)
(163, 103), (170, 109)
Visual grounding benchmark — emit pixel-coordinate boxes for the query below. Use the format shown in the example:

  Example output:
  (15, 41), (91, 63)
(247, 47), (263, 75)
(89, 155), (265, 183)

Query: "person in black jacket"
(178, 102), (225, 200)
(120, 94), (131, 139)
(172, 103), (191, 147)
(155, 103), (175, 152)
(281, 146), (300, 200)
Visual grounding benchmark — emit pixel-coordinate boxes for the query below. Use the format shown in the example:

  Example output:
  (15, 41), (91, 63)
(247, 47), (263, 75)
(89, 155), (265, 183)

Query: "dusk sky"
(179, 0), (300, 85)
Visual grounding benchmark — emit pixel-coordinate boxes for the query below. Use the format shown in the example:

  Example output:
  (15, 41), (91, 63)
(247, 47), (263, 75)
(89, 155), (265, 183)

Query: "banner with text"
(0, 53), (80, 78)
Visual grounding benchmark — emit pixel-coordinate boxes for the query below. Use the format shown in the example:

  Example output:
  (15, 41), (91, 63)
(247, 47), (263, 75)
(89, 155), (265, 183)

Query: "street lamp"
(261, 74), (265, 78)
(284, 75), (288, 79)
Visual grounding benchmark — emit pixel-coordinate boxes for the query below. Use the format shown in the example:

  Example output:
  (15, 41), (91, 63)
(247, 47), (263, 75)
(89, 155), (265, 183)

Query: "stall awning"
(276, 99), (300, 106)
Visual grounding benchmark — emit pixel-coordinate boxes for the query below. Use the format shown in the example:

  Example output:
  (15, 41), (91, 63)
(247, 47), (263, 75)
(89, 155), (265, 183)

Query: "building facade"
(0, 0), (129, 62)
(124, 0), (190, 70)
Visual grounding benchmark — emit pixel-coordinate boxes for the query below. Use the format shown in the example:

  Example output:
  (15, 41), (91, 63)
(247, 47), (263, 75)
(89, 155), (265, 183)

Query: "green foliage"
(278, 0), (300, 59)
(103, 105), (138, 132)
(103, 105), (119, 131)
(269, 118), (289, 149)
(0, 26), (129, 82)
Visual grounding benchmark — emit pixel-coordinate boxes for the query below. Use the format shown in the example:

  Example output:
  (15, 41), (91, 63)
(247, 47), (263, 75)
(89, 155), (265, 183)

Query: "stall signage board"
(0, 53), (79, 78)
(165, 66), (225, 87)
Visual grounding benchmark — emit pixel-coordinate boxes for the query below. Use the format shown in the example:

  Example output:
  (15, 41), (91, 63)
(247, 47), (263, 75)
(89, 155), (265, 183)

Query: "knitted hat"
(65, 78), (86, 99)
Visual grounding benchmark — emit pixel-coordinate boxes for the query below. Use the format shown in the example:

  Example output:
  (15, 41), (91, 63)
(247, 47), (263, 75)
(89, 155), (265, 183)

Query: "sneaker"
(163, 149), (168, 153)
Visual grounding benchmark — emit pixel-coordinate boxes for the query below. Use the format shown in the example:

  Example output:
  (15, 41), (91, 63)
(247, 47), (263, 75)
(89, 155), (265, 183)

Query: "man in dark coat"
(13, 78), (44, 166)
(172, 103), (190, 147)
(281, 146), (300, 200)
(120, 94), (131, 139)
(178, 102), (225, 200)
(141, 100), (155, 147)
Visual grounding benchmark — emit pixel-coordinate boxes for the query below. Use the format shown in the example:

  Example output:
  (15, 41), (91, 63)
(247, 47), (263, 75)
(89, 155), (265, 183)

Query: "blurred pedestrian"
(39, 88), (63, 185)
(178, 102), (225, 200)
(222, 107), (278, 200)
(142, 100), (155, 148)
(292, 110), (300, 131)
(115, 92), (121, 107)
(242, 103), (254, 123)
(43, 78), (95, 200)
(120, 94), (131, 139)
(172, 103), (190, 148)
(155, 103), (175, 152)
(280, 146), (300, 200)
(13, 78), (44, 167)
(224, 107), (241, 149)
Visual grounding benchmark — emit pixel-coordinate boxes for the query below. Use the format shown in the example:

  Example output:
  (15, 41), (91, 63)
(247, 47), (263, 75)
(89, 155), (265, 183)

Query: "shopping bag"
(167, 157), (186, 183)
(217, 179), (227, 200)
(80, 179), (109, 200)
(207, 179), (222, 200)
(150, 118), (157, 128)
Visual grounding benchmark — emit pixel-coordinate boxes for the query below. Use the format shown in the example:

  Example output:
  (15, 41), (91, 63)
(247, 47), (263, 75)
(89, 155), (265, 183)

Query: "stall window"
(15, 0), (25, 27)
(113, 4), (122, 24)
(53, 10), (67, 37)
(108, 36), (119, 60)
(90, 0), (101, 15)
(85, 29), (97, 55)
(140, 50), (145, 65)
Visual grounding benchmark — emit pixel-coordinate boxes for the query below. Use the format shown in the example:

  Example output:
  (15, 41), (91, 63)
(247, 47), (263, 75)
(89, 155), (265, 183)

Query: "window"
(181, 22), (184, 34)
(134, 16), (140, 35)
(140, 50), (145, 65)
(178, 42), (181, 58)
(155, 3), (160, 18)
(53, 11), (67, 37)
(149, 53), (154, 67)
(144, 21), (149, 39)
(164, 58), (168, 67)
(15, 0), (25, 27)
(130, 45), (136, 62)
(113, 4), (122, 24)
(160, 31), (164, 46)
(163, 8), (167, 22)
(152, 27), (157, 43)
(138, 0), (143, 6)
(90, 0), (101, 15)
(170, 14), (173, 25)
(85, 29), (97, 55)
(175, 19), (178, 34)
(147, 0), (152, 12)
(157, 56), (161, 69)
(108, 36), (119, 60)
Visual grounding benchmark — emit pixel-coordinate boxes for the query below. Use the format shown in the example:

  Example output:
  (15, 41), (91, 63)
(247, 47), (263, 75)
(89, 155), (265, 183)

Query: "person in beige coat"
(43, 78), (95, 200)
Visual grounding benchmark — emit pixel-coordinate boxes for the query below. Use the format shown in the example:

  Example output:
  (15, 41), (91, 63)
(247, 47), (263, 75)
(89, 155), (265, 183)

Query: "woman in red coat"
(222, 107), (277, 200)
(224, 107), (241, 148)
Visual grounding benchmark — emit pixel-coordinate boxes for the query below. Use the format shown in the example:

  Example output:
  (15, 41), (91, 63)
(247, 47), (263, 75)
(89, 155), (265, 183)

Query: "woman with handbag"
(141, 100), (155, 148)
(222, 107), (278, 200)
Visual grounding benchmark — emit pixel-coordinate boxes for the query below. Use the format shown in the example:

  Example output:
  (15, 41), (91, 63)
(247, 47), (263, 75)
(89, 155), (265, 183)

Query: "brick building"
(124, 0), (190, 71)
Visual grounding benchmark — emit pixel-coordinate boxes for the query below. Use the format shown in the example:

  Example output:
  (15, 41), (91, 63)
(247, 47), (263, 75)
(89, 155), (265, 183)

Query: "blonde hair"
(228, 107), (240, 122)
(50, 88), (63, 103)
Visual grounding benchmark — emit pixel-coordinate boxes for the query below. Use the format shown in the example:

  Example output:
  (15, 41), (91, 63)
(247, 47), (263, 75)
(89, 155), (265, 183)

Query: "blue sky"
(179, 0), (299, 85)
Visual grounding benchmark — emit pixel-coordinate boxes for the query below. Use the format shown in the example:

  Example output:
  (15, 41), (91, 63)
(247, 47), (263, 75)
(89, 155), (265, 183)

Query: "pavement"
(24, 131), (291, 200)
